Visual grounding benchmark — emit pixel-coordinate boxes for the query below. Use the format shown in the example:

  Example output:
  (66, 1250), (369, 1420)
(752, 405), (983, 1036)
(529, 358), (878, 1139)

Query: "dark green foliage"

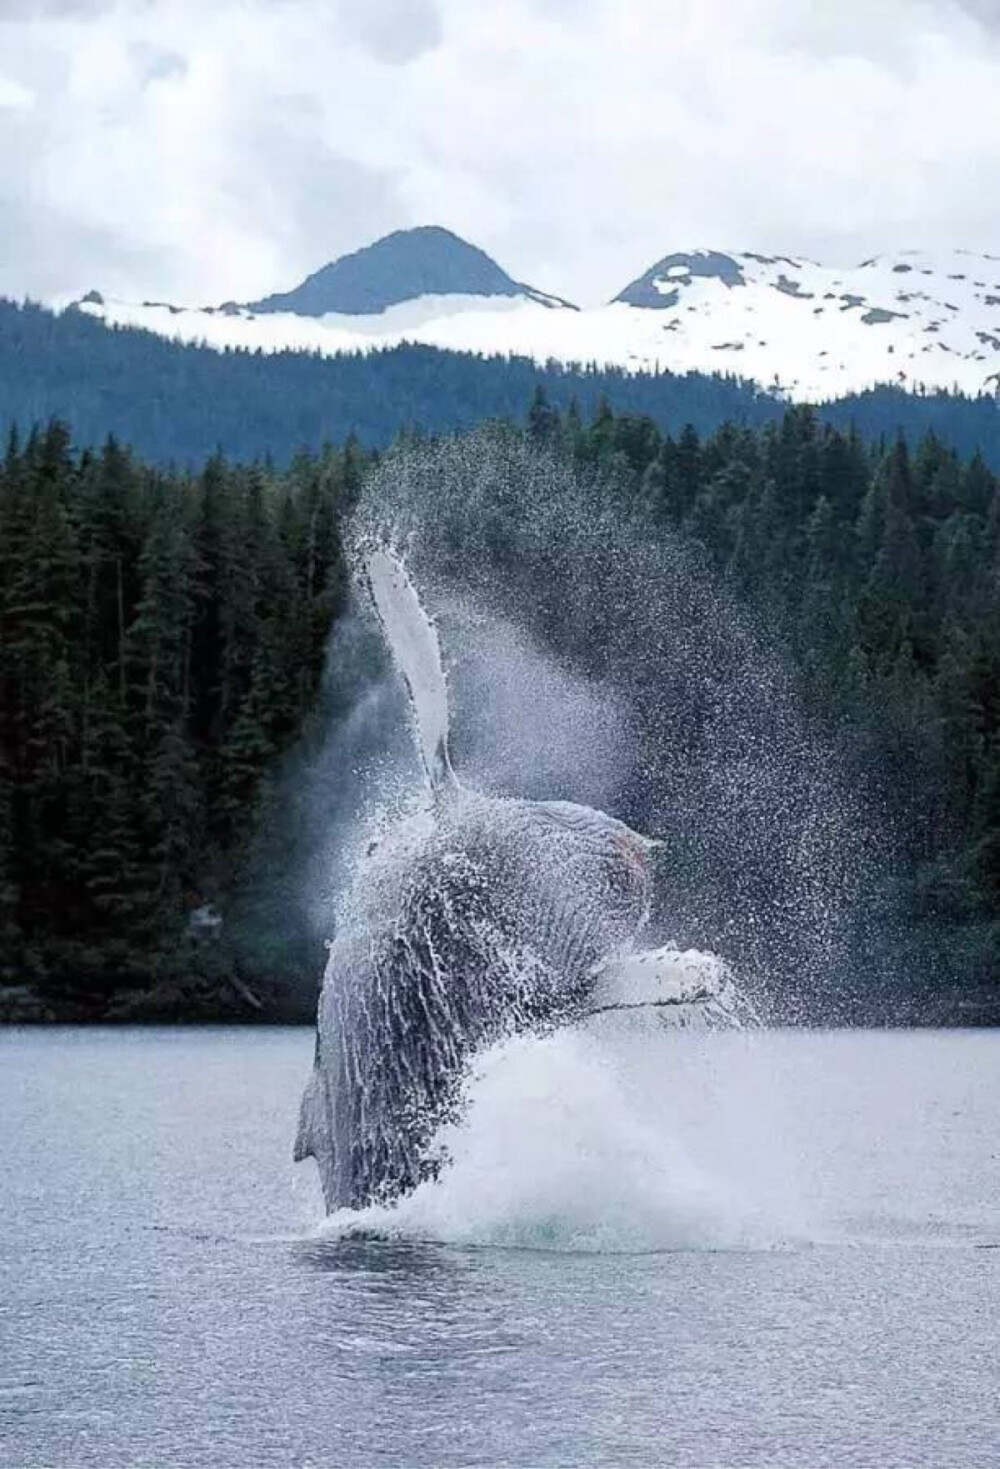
(556, 403), (1000, 1020)
(5, 298), (1000, 469)
(0, 427), (354, 1013)
(2, 396), (1000, 1021)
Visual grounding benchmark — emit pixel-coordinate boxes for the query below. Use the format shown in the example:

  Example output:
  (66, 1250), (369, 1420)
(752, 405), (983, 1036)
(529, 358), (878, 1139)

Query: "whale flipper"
(299, 547), (756, 1213)
(293, 1063), (323, 1163)
(588, 945), (759, 1030)
(295, 1055), (342, 1206)
(365, 549), (458, 799)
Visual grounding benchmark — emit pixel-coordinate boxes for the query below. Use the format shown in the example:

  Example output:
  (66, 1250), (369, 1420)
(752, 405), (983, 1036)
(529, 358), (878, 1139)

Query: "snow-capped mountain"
(65, 237), (1000, 401)
(610, 248), (1000, 398)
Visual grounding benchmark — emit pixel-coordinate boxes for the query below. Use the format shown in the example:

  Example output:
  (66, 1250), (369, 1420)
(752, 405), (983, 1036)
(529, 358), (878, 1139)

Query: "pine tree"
(527, 385), (560, 444)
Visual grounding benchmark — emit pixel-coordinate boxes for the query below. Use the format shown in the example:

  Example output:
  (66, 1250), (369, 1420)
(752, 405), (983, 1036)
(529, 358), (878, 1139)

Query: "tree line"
(1, 400), (999, 1020)
(3, 297), (1000, 468)
(530, 392), (1000, 1021)
(0, 424), (360, 1016)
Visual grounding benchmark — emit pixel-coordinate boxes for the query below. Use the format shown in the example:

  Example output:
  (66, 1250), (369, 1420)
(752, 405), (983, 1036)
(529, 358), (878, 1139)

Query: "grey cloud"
(129, 44), (187, 84)
(529, 0), (595, 14)
(0, 95), (170, 297)
(229, 96), (405, 296)
(0, 0), (116, 15)
(0, 17), (408, 302)
(0, 190), (172, 299)
(334, 0), (441, 64)
(953, 0), (1000, 30)
(2, 0), (1000, 309)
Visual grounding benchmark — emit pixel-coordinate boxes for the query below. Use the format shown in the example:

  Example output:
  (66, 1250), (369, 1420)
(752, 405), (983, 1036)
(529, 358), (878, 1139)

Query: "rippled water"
(2, 1027), (999, 1467)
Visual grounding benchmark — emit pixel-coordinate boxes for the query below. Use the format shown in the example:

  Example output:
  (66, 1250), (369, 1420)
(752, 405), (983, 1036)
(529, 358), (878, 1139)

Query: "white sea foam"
(319, 1021), (804, 1253)
(299, 435), (885, 1243)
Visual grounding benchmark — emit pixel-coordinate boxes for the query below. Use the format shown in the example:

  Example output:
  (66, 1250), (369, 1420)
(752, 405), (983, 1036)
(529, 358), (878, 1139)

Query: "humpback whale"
(296, 550), (750, 1213)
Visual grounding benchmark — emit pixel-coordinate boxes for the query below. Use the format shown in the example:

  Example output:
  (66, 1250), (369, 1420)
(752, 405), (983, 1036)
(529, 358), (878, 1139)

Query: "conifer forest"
(2, 396), (1000, 1022)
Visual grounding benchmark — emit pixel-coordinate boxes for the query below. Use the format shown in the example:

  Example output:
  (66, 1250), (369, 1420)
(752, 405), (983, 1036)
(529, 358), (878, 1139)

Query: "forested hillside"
(563, 399), (1000, 1024)
(0, 425), (360, 1018)
(3, 298), (1000, 467)
(1, 402), (999, 1022)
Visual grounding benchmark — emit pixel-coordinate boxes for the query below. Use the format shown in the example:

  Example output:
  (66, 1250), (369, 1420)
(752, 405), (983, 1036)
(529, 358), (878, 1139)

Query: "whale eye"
(603, 832), (647, 902)
(611, 830), (649, 879)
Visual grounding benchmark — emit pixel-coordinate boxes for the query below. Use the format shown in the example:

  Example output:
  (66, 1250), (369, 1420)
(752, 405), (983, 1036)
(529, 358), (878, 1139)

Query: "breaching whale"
(296, 550), (751, 1213)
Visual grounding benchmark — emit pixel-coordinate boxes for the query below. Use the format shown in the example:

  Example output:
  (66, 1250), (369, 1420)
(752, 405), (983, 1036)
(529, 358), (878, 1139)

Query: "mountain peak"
(614, 250), (747, 308)
(245, 226), (574, 317)
(67, 239), (1000, 403)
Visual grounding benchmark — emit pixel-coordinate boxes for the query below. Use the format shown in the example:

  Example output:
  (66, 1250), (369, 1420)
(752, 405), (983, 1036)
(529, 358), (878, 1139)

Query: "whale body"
(296, 549), (750, 1213)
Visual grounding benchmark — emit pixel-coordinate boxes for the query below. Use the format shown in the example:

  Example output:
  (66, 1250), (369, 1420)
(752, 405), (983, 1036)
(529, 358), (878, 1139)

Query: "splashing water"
(298, 778), (671, 1213)
(348, 427), (893, 1022)
(295, 428), (893, 1239)
(318, 1020), (802, 1254)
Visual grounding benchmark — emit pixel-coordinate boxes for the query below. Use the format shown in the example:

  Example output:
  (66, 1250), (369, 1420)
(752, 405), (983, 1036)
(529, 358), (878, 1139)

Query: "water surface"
(2, 1027), (998, 1467)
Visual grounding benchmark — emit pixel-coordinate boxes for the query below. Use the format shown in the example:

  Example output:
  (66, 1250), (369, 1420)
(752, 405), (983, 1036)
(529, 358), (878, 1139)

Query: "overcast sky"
(1, 0), (1000, 307)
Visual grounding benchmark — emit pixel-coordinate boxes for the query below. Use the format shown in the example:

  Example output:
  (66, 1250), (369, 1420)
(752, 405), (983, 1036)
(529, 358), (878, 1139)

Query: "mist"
(241, 425), (895, 1024)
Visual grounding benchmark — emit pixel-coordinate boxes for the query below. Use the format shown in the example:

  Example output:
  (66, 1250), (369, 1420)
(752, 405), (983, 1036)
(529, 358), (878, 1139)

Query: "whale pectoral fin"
(294, 1066), (322, 1163)
(365, 548), (458, 799)
(588, 945), (759, 1030)
(295, 1058), (343, 1212)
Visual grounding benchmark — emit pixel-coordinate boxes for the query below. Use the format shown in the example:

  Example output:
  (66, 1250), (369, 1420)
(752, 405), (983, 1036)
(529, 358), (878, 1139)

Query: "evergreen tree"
(2, 404), (1000, 1020)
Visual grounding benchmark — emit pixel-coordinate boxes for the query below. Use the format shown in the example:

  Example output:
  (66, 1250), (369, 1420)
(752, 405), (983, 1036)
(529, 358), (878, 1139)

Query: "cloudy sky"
(2, 0), (1000, 307)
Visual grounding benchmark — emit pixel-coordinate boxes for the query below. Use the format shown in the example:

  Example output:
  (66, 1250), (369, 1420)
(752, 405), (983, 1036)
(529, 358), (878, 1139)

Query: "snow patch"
(63, 246), (1000, 402)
